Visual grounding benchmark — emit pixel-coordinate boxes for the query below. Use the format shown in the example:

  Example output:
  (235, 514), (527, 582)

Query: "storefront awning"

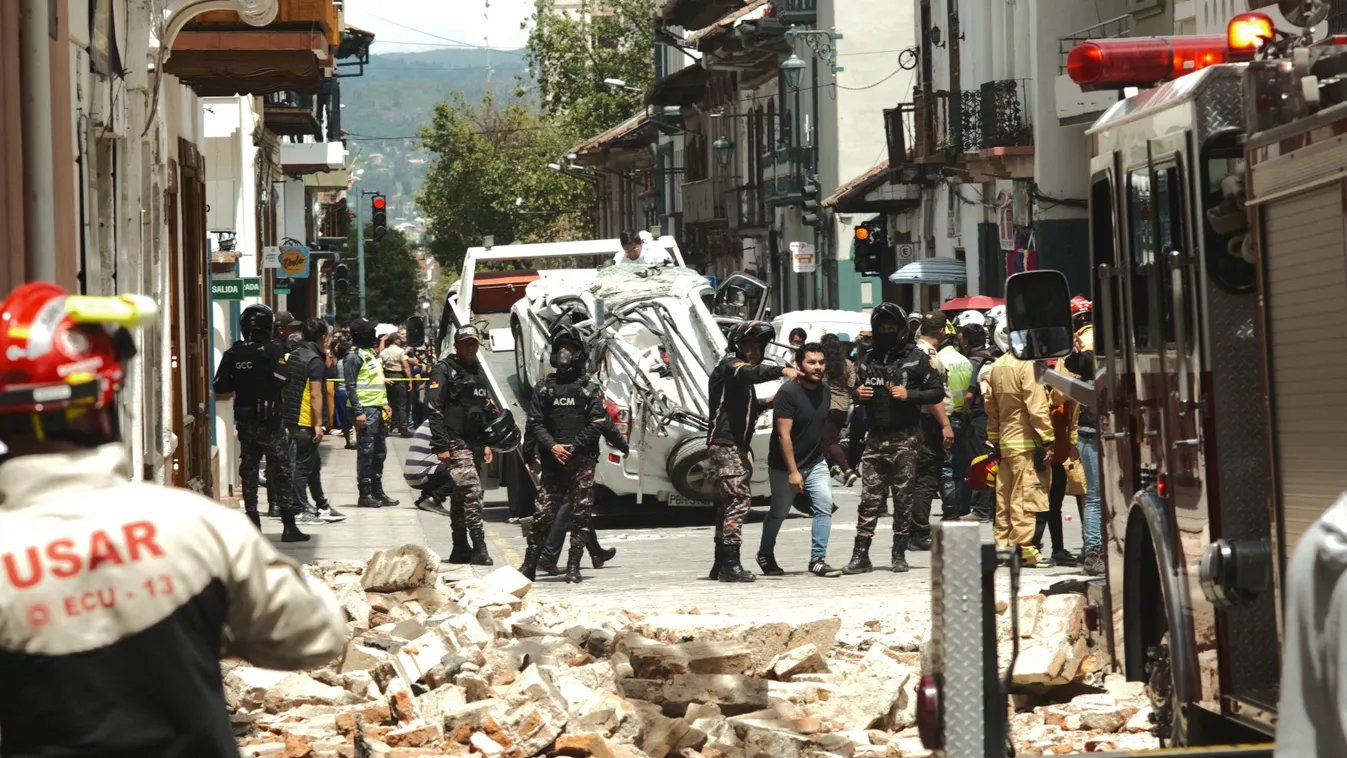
(889, 257), (967, 285)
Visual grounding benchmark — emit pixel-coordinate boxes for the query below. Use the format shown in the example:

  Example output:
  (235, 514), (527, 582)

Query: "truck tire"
(512, 319), (532, 401)
(666, 437), (720, 503)
(505, 452), (537, 519)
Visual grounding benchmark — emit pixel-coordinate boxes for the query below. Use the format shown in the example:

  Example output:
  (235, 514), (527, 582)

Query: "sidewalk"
(242, 433), (520, 568)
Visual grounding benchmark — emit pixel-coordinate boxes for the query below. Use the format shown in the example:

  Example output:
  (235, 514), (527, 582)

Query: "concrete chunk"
(362, 545), (441, 593)
(661, 674), (771, 715)
(499, 664), (570, 756)
(821, 646), (913, 731)
(481, 566), (534, 599)
(631, 640), (755, 679)
(1036, 594), (1085, 641)
(771, 643), (827, 680)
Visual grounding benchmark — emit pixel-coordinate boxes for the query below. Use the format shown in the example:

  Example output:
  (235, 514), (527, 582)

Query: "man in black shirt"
(706, 320), (800, 583)
(757, 342), (842, 578)
(281, 319), (344, 542)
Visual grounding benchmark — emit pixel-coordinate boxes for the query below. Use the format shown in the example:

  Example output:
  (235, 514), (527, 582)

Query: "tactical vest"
(543, 377), (594, 445)
(858, 351), (901, 430)
(440, 358), (490, 441)
(354, 348), (387, 408)
(283, 342), (323, 428)
(225, 340), (283, 421)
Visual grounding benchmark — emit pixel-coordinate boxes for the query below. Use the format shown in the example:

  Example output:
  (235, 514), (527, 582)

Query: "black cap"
(275, 311), (300, 327)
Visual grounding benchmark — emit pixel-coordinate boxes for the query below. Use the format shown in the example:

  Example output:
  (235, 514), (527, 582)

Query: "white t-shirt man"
(613, 231), (672, 266)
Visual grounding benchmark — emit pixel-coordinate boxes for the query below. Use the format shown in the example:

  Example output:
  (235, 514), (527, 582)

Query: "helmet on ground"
(549, 323), (587, 369)
(482, 407), (521, 453)
(0, 283), (156, 445)
(1071, 296), (1093, 317)
(955, 309), (986, 329)
(240, 304), (274, 341)
(727, 320), (775, 356)
(968, 453), (998, 490)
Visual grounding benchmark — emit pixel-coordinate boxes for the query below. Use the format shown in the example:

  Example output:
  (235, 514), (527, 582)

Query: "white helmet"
(955, 309), (986, 328)
(987, 304), (1007, 325)
(992, 316), (1011, 353)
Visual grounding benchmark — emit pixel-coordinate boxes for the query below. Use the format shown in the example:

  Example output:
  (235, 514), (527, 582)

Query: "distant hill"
(339, 48), (531, 220)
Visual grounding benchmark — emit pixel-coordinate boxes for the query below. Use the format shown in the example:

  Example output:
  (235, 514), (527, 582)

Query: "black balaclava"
(554, 341), (585, 379)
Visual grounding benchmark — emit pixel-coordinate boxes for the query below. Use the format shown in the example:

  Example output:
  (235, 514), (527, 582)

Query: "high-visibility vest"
(355, 348), (388, 408)
(940, 345), (973, 413)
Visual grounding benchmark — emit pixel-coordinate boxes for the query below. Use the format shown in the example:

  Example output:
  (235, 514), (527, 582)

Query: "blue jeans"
(760, 459), (834, 563)
(1078, 431), (1102, 553)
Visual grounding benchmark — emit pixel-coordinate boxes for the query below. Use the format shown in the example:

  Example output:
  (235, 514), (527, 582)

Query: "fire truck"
(917, 2), (1347, 754)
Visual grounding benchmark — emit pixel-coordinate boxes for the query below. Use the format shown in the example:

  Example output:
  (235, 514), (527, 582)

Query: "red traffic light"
(372, 196), (386, 210)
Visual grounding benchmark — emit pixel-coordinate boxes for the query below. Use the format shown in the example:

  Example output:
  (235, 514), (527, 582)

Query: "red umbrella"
(939, 295), (1004, 311)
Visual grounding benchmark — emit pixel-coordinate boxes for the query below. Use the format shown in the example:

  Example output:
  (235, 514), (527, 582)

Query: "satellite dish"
(1278, 0), (1330, 27)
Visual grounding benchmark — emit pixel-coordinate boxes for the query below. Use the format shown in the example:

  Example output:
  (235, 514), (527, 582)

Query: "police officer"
(343, 318), (397, 508)
(842, 303), (946, 574)
(214, 304), (291, 530)
(519, 324), (630, 583)
(706, 321), (801, 583)
(427, 325), (497, 565)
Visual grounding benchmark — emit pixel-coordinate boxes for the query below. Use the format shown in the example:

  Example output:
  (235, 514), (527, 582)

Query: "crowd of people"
(705, 296), (1104, 580)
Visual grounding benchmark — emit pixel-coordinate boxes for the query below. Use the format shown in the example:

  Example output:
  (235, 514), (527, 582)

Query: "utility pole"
(356, 193), (367, 317)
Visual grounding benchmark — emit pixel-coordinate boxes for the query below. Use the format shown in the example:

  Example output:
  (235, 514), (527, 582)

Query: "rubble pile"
(230, 545), (1157, 757)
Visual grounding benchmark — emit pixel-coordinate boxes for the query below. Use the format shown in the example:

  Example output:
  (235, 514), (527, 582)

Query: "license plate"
(668, 494), (712, 507)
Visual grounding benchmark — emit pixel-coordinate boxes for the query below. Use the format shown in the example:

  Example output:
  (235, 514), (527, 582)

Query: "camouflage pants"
(710, 445), (752, 546)
(238, 417), (295, 515)
(530, 457), (597, 562)
(857, 428), (923, 539)
(444, 446), (485, 535)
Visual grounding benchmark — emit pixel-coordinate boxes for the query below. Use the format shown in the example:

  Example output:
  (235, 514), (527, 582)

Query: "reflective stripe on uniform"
(356, 348), (388, 408)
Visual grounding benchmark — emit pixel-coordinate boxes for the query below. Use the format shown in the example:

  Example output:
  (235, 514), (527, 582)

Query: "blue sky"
(345, 0), (535, 55)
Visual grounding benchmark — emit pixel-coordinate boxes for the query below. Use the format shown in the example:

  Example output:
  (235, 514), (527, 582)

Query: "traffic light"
(334, 263), (350, 294)
(853, 221), (887, 275)
(371, 194), (387, 242)
(801, 174), (823, 229)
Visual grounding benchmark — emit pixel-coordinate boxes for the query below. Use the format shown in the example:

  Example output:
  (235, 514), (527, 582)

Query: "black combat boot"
(756, 551), (785, 576)
(357, 480), (382, 508)
(244, 507), (261, 529)
(373, 478), (399, 506)
(891, 534), (910, 573)
(565, 544), (584, 584)
(707, 538), (724, 581)
(910, 531), (932, 552)
(519, 544), (541, 581)
(842, 535), (874, 575)
(717, 544), (757, 583)
(587, 532), (616, 569)
(539, 549), (562, 576)
(469, 529), (494, 566)
(280, 513), (311, 543)
(447, 529), (472, 564)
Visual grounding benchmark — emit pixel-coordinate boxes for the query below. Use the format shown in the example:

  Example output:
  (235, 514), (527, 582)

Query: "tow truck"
(917, 1), (1347, 753)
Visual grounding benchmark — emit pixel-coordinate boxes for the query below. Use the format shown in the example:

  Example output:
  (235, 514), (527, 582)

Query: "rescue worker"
(843, 304), (947, 574)
(706, 321), (801, 583)
(908, 312), (956, 548)
(519, 325), (631, 583)
(213, 303), (291, 529)
(938, 319), (974, 520)
(0, 283), (346, 757)
(343, 318), (398, 509)
(984, 325), (1056, 567)
(427, 325), (497, 565)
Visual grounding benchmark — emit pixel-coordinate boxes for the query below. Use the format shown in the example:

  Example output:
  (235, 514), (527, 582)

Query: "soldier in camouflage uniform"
(213, 304), (292, 530)
(427, 325), (497, 565)
(518, 325), (630, 583)
(706, 321), (800, 583)
(842, 303), (947, 574)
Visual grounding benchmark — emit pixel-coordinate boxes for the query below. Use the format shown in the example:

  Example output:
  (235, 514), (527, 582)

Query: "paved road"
(261, 433), (1089, 629)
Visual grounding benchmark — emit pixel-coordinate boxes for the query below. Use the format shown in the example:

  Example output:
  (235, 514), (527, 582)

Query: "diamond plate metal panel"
(930, 523), (986, 757)
(1193, 71), (1244, 144)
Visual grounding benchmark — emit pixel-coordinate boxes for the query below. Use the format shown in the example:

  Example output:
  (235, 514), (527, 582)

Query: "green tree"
(522, 0), (655, 139)
(417, 93), (590, 273)
(335, 224), (424, 325)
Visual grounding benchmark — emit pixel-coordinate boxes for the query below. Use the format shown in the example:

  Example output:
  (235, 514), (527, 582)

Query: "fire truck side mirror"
(406, 316), (426, 348)
(1004, 271), (1074, 361)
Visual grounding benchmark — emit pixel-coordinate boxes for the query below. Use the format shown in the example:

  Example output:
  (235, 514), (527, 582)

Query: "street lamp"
(602, 78), (640, 93)
(780, 54), (807, 91)
(712, 137), (735, 168)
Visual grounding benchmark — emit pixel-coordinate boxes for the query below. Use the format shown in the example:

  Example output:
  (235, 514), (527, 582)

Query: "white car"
(439, 237), (775, 514)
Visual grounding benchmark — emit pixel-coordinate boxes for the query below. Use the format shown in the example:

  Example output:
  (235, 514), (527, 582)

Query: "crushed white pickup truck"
(435, 237), (774, 517)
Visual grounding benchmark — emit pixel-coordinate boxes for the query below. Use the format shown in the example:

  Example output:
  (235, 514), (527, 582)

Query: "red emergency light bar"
(1067, 35), (1230, 89)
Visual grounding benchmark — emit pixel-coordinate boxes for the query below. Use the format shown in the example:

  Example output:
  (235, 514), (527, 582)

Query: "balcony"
(934, 80), (1033, 155)
(280, 141), (345, 174)
(166, 0), (339, 97)
(773, 0), (817, 26)
(318, 201), (350, 243)
(1055, 15), (1130, 125)
(763, 146), (812, 206)
(264, 92), (322, 138)
(684, 178), (731, 227)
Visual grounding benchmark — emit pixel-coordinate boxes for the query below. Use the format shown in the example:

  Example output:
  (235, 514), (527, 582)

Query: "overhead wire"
(367, 14), (527, 55)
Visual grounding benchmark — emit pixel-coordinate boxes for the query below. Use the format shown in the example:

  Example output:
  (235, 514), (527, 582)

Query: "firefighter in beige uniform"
(0, 282), (346, 757)
(983, 349), (1056, 566)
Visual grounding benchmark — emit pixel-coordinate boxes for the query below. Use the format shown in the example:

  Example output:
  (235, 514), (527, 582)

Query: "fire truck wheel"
(512, 319), (532, 401)
(1145, 631), (1210, 747)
